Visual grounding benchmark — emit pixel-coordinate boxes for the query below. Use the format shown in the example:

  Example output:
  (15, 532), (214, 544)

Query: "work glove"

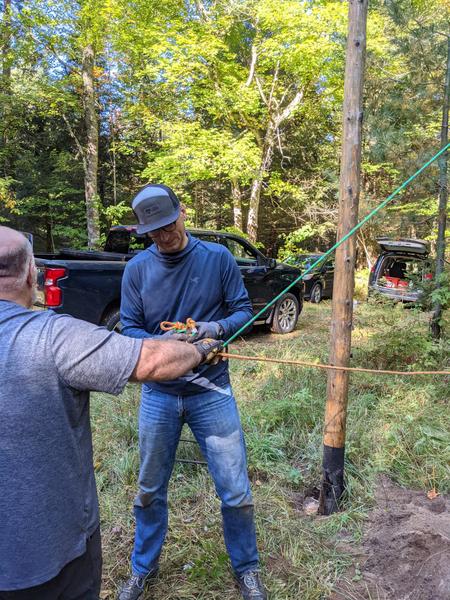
(193, 338), (224, 365)
(189, 321), (223, 341)
(159, 330), (192, 342)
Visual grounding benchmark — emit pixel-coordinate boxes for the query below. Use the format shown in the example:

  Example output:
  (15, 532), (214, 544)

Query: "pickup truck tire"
(102, 307), (122, 332)
(270, 293), (299, 334)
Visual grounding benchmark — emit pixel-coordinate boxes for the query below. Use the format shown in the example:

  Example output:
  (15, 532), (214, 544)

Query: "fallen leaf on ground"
(427, 488), (440, 500)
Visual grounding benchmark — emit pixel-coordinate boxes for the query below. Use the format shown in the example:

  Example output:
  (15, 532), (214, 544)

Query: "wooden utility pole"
(431, 36), (450, 339)
(319, 0), (368, 515)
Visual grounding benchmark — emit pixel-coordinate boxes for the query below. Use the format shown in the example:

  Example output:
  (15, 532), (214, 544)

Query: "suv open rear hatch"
(376, 238), (429, 256)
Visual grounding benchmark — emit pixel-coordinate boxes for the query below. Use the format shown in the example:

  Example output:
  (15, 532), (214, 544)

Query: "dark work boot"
(117, 569), (158, 600)
(236, 570), (268, 599)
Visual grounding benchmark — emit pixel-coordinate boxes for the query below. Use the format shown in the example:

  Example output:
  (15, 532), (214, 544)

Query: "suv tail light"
(44, 268), (66, 307)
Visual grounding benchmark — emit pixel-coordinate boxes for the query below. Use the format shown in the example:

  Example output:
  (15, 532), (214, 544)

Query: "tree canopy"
(1, 0), (448, 258)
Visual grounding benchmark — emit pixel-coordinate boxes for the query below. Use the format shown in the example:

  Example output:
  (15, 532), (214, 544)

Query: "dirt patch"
(330, 476), (450, 600)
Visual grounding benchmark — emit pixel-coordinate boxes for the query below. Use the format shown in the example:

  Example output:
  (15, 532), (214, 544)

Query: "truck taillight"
(44, 268), (66, 307)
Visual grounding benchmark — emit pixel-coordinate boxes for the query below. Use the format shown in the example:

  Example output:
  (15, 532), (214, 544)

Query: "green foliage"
(413, 270), (450, 313)
(0, 177), (18, 222)
(354, 269), (370, 301)
(1, 0), (449, 266)
(101, 201), (133, 227)
(277, 223), (335, 260)
(355, 307), (448, 370)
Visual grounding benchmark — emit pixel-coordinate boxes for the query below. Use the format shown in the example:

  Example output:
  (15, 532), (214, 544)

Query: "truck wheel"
(310, 283), (323, 303)
(270, 293), (299, 334)
(102, 307), (122, 333)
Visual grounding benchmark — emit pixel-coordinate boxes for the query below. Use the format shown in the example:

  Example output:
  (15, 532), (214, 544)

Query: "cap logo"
(144, 205), (162, 217)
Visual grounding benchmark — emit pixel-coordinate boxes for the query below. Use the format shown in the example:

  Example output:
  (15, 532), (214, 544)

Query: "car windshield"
(293, 255), (323, 270)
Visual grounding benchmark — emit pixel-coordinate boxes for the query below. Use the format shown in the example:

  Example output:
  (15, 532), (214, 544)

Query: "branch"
(255, 75), (268, 106)
(245, 44), (258, 87)
(267, 61), (280, 111)
(412, 18), (449, 40)
(194, 0), (209, 21)
(274, 89), (303, 127)
(278, 83), (293, 108)
(25, 25), (78, 77)
(62, 114), (86, 171)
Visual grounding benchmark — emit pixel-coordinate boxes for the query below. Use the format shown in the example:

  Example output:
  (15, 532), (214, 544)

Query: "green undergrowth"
(91, 301), (449, 599)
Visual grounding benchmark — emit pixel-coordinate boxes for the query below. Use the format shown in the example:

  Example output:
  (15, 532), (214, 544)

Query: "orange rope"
(219, 351), (450, 377)
(158, 320), (448, 376)
(160, 318), (197, 333)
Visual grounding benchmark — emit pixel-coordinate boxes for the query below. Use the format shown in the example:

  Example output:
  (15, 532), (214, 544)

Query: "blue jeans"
(131, 384), (259, 577)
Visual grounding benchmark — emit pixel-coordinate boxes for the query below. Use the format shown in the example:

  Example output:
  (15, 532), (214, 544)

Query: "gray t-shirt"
(0, 300), (142, 591)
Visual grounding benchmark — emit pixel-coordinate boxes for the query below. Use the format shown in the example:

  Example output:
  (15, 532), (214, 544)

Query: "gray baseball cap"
(132, 184), (181, 234)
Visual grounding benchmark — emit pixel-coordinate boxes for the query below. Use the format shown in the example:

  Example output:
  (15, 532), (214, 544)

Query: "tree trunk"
(431, 37), (450, 339)
(231, 178), (243, 231)
(82, 43), (100, 249)
(46, 218), (55, 253)
(319, 0), (368, 516)
(1, 0), (11, 85)
(247, 122), (276, 242)
(358, 231), (372, 269)
(246, 82), (303, 242)
(1, 0), (12, 176)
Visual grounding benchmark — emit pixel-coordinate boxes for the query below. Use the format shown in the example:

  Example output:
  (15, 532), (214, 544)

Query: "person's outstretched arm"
(50, 315), (222, 394)
(130, 338), (201, 381)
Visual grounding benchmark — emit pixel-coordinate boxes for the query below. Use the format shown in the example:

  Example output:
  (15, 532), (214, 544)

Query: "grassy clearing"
(91, 301), (449, 599)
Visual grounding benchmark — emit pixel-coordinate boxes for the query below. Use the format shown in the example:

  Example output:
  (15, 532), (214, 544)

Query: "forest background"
(1, 0), (449, 263)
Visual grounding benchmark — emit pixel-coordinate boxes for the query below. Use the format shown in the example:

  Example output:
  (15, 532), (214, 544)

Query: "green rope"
(224, 143), (450, 347)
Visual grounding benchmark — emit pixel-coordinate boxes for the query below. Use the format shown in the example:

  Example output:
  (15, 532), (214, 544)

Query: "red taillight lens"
(370, 265), (375, 273)
(44, 268), (66, 307)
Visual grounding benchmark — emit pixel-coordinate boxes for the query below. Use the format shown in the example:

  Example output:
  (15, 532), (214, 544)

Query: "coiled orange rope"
(160, 318), (197, 334)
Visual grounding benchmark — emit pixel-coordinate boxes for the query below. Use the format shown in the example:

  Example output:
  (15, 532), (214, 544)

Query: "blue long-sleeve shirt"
(120, 234), (253, 395)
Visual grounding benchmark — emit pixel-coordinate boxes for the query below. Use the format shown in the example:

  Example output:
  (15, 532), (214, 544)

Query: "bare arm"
(130, 338), (202, 382)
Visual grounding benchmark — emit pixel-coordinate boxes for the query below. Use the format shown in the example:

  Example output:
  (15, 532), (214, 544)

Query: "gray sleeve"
(49, 315), (143, 394)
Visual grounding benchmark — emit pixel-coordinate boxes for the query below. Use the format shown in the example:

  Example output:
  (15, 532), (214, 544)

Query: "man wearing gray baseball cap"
(132, 184), (181, 235)
(118, 184), (267, 600)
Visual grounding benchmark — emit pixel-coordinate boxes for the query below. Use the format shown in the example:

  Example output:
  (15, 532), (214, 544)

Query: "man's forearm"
(130, 339), (201, 382)
(217, 307), (253, 339)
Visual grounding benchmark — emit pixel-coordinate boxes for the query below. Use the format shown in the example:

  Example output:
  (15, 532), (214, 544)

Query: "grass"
(91, 300), (449, 599)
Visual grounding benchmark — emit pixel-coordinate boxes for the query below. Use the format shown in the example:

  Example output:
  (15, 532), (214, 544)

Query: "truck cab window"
(224, 239), (258, 266)
(129, 234), (151, 252)
(104, 231), (130, 254)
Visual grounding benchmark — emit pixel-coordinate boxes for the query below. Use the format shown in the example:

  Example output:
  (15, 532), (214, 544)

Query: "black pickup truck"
(35, 227), (303, 335)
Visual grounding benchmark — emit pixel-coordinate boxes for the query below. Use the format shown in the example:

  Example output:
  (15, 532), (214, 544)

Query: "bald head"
(0, 226), (35, 304)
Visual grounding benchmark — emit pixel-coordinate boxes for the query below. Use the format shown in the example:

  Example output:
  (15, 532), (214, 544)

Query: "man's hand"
(159, 330), (191, 342)
(193, 338), (224, 364)
(189, 321), (223, 341)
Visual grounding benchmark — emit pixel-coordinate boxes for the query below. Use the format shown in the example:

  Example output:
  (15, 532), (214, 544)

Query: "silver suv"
(368, 238), (432, 302)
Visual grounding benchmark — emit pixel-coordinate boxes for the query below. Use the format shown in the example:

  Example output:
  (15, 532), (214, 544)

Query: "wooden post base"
(319, 445), (345, 515)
